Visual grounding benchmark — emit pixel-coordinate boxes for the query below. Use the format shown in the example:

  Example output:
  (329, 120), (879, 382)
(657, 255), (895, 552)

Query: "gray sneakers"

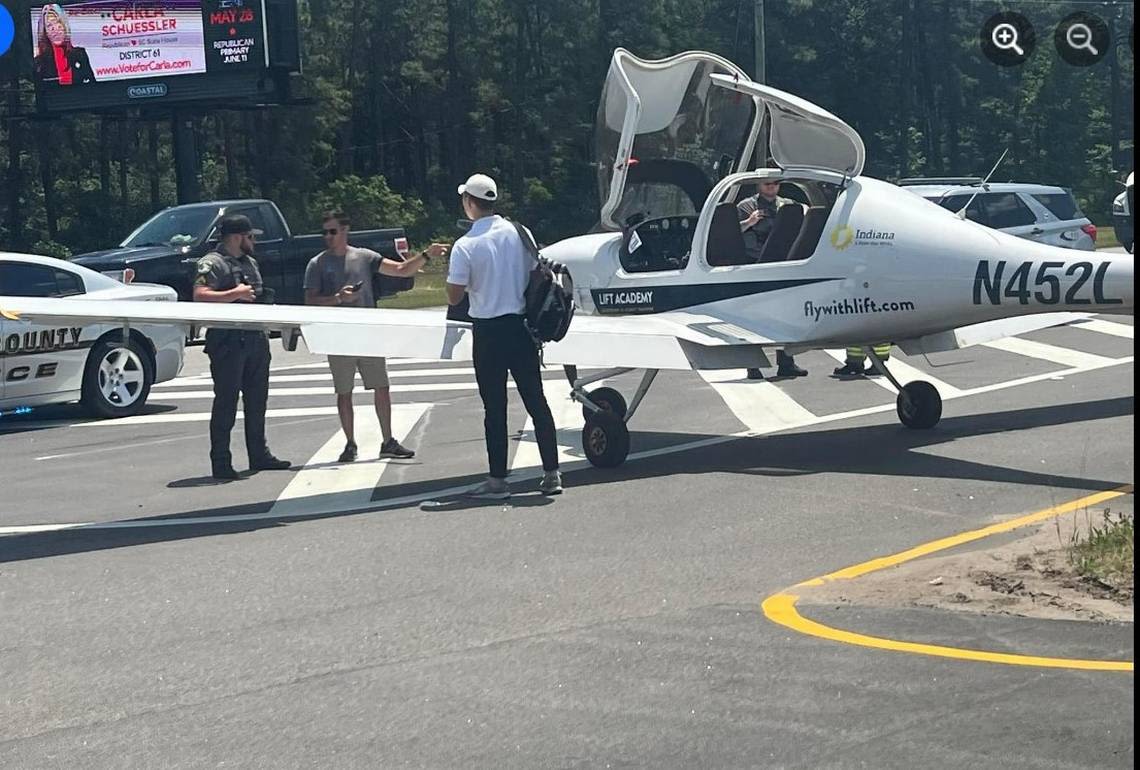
(466, 477), (511, 500)
(466, 472), (563, 500)
(539, 471), (563, 495)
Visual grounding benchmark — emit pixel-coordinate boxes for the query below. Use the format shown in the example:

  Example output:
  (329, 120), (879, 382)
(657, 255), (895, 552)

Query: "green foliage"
(32, 239), (72, 260)
(0, 0), (1133, 255)
(311, 174), (429, 239)
(1068, 510), (1134, 592)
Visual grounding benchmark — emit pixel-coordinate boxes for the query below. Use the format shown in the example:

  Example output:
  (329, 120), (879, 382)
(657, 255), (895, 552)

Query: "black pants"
(206, 330), (271, 467)
(472, 315), (558, 478)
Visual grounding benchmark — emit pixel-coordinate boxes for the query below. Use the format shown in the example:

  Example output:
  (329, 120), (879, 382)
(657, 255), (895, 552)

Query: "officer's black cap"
(219, 214), (263, 236)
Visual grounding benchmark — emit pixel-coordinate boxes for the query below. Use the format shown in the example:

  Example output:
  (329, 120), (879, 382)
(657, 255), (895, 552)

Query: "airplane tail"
(977, 236), (1133, 315)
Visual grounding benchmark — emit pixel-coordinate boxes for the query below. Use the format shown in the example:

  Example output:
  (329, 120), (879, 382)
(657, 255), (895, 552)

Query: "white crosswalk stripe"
(270, 404), (428, 516)
(699, 370), (817, 432)
(982, 337), (1116, 368)
(511, 393), (592, 472)
(1072, 319), (1134, 340)
(155, 367), (478, 388)
(152, 381), (553, 400)
(824, 349), (965, 397)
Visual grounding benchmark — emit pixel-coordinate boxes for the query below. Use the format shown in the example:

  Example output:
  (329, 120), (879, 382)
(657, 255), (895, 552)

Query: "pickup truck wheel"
(81, 337), (154, 418)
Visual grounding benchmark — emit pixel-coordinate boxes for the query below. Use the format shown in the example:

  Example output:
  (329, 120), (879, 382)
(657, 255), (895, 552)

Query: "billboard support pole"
(172, 110), (201, 203)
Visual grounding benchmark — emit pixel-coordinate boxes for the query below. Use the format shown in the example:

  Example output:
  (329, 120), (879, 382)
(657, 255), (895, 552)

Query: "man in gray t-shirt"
(303, 210), (446, 462)
(304, 245), (383, 309)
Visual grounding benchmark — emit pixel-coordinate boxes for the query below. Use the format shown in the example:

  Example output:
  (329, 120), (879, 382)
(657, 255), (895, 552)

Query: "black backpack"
(510, 220), (575, 345)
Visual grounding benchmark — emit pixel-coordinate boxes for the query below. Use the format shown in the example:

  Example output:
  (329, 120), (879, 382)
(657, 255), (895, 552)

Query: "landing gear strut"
(568, 367), (659, 468)
(862, 346), (942, 429)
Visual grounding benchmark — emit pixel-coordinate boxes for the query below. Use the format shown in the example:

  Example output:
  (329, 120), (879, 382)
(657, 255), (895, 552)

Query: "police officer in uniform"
(193, 215), (290, 480)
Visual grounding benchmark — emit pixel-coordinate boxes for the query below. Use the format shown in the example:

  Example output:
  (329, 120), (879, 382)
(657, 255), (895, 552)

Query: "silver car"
(1, 253), (185, 418)
(900, 178), (1097, 251)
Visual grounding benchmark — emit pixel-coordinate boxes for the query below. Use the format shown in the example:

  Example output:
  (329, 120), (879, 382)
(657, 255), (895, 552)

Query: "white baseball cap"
(457, 173), (498, 202)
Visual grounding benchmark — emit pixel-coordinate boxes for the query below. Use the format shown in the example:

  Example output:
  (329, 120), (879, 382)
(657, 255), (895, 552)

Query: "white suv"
(900, 178), (1097, 251)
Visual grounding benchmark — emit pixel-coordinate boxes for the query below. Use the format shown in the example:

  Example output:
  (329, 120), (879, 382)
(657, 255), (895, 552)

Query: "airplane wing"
(3, 297), (1092, 371)
(0, 297), (780, 371)
(894, 312), (1093, 355)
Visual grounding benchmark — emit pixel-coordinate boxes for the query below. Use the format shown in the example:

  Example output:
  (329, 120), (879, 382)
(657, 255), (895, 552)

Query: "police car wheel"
(581, 387), (628, 422)
(81, 337), (154, 418)
(581, 411), (630, 468)
(896, 381), (941, 430)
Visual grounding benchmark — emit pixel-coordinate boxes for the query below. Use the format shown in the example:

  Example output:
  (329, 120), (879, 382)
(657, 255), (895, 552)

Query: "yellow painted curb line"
(763, 487), (1135, 672)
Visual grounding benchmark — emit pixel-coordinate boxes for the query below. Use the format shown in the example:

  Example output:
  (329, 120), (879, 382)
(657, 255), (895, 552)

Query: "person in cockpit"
(738, 179), (796, 262)
(738, 180), (808, 379)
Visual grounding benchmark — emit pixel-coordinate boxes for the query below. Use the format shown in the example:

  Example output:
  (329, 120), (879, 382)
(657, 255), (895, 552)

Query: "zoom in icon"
(981, 12), (1036, 67)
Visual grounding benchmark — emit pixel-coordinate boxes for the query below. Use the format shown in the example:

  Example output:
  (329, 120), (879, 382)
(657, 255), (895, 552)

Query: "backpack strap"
(508, 219), (541, 263)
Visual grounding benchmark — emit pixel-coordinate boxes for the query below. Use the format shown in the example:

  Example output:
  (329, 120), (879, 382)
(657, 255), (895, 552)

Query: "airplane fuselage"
(543, 175), (1134, 350)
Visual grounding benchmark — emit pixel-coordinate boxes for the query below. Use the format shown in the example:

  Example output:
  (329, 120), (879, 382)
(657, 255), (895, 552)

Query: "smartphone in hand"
(348, 281), (364, 292)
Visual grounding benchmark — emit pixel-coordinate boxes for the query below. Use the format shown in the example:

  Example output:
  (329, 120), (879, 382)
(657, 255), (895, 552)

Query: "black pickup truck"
(71, 199), (412, 303)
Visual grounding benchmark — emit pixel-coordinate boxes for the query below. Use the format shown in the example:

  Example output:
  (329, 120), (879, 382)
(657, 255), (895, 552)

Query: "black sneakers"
(212, 464), (241, 481)
(251, 455), (291, 471)
(338, 441), (358, 463)
(380, 438), (415, 459)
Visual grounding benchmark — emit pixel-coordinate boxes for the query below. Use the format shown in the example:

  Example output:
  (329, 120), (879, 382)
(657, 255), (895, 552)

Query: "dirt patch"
(799, 507), (1134, 624)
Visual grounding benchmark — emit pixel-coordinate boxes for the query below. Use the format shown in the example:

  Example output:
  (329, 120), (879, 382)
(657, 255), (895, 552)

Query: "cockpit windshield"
(596, 50), (759, 231)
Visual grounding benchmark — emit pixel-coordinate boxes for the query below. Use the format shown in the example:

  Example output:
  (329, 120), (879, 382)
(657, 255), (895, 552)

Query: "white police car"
(900, 178), (1098, 251)
(1, 253), (185, 418)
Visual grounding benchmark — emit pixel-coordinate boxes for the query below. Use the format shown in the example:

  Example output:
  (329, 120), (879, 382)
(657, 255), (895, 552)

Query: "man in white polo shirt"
(445, 174), (562, 499)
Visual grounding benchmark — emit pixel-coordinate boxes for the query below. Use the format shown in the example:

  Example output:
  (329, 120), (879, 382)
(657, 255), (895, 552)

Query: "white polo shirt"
(447, 215), (535, 319)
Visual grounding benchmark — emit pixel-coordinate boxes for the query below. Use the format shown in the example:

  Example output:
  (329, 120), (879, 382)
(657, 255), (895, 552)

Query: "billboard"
(30, 0), (267, 88)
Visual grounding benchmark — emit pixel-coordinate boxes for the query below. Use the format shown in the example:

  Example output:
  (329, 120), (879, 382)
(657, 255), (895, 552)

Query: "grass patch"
(376, 259), (449, 310)
(1067, 509), (1134, 594)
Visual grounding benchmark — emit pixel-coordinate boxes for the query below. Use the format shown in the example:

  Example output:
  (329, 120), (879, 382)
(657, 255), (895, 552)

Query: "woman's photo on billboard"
(34, 4), (95, 86)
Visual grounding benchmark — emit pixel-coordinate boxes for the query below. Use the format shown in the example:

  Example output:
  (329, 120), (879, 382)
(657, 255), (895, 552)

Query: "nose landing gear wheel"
(897, 381), (942, 429)
(581, 386), (628, 421)
(582, 411), (630, 468)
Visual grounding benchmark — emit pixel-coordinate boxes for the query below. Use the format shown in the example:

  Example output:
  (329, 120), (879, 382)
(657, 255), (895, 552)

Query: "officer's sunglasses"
(322, 227), (341, 236)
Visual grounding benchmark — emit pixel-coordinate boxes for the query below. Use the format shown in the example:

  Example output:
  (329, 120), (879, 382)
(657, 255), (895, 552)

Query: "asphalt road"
(0, 307), (1133, 768)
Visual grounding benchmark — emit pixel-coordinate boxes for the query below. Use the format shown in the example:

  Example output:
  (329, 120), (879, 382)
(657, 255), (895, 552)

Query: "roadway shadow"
(0, 396), (1132, 563)
(0, 403), (179, 435)
(168, 475), (246, 488)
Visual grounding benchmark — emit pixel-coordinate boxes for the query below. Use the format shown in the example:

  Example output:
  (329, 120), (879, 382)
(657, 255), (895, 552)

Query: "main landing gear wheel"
(581, 386), (628, 421)
(896, 381), (942, 429)
(582, 411), (630, 468)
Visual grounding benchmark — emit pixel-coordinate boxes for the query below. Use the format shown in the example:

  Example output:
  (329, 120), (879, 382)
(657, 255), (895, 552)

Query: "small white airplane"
(2, 49), (1133, 469)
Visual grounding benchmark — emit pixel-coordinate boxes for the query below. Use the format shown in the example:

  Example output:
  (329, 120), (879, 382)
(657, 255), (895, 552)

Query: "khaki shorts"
(328, 356), (390, 394)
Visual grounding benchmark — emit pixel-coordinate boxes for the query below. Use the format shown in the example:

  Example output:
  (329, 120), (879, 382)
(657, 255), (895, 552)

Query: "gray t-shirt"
(303, 246), (382, 308)
(738, 194), (796, 260)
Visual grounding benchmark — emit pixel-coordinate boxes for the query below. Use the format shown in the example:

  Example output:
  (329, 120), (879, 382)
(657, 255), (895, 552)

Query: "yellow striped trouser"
(846, 343), (891, 362)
